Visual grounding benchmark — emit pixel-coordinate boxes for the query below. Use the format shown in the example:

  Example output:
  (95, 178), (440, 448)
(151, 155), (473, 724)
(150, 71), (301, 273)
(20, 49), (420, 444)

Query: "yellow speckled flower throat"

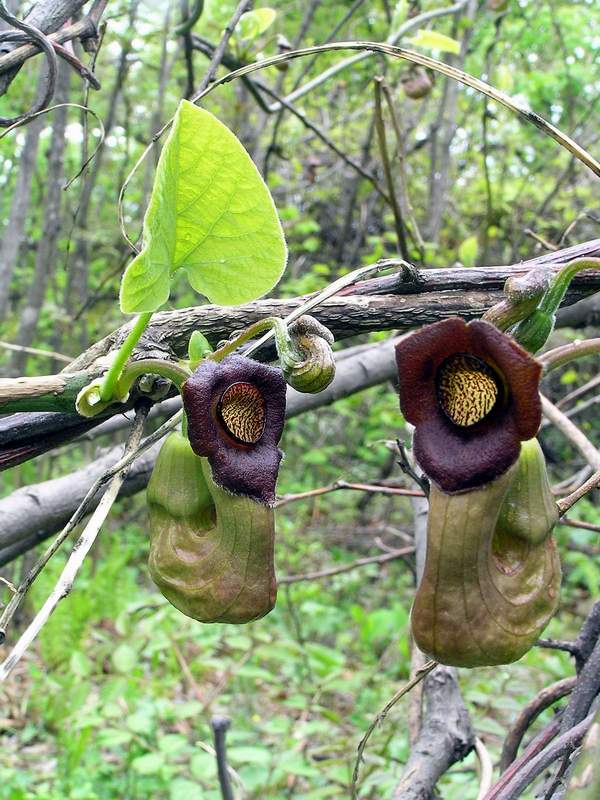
(436, 354), (500, 427)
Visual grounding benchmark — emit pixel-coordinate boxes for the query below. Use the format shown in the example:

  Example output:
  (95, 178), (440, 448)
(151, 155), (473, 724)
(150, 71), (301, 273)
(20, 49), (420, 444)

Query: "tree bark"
(10, 62), (70, 374)
(0, 98), (43, 322)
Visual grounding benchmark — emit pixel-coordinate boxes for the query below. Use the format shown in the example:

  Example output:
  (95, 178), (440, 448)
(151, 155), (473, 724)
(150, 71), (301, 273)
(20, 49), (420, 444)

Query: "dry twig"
(0, 405), (149, 679)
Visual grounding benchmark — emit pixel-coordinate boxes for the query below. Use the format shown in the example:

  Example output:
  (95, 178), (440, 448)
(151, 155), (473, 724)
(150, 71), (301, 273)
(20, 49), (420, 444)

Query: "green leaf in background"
(458, 235), (478, 267)
(120, 100), (287, 313)
(408, 28), (461, 55)
(237, 7), (277, 41)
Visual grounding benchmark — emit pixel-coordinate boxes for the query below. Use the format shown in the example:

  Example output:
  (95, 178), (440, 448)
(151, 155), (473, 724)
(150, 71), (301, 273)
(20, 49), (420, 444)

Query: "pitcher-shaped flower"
(395, 317), (542, 493)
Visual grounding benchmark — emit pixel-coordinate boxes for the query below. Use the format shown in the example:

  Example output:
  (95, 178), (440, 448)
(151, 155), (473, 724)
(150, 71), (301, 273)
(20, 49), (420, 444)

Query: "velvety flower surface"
(182, 355), (286, 504)
(395, 317), (542, 493)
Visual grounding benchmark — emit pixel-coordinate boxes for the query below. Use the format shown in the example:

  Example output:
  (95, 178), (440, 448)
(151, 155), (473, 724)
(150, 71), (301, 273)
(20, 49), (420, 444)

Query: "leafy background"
(0, 0), (599, 797)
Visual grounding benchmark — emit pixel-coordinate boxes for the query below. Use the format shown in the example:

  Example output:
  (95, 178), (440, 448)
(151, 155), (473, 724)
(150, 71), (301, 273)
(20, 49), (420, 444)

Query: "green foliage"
(236, 8), (277, 43)
(408, 28), (461, 55)
(120, 101), (287, 313)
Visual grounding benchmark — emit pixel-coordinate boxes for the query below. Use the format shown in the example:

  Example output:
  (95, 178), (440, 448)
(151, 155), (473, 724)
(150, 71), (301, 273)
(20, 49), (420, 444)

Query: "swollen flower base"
(411, 448), (561, 667)
(147, 432), (276, 624)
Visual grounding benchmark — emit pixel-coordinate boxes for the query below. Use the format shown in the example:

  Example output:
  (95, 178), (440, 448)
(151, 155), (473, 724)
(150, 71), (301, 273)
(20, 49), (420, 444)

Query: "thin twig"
(0, 341), (72, 363)
(537, 639), (581, 657)
(491, 711), (595, 800)
(541, 395), (600, 471)
(351, 660), (437, 798)
(0, 102), (106, 191)
(380, 79), (425, 256)
(499, 678), (577, 772)
(194, 0), (250, 95)
(561, 517), (600, 534)
(484, 717), (563, 800)
(557, 469), (600, 516)
(475, 738), (494, 800)
(540, 338), (600, 373)
(374, 76), (409, 259)
(0, 405), (148, 680)
(211, 716), (234, 800)
(524, 229), (559, 251)
(278, 546), (414, 585)
(51, 41), (101, 89)
(275, 480), (424, 508)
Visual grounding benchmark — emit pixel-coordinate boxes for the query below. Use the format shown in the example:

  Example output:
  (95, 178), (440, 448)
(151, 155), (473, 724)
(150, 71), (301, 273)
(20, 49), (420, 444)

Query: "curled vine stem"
(0, 1), (58, 127)
(77, 357), (190, 418)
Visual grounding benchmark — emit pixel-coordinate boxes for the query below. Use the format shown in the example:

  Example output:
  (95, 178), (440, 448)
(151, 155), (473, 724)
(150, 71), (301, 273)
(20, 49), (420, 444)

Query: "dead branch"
(0, 338), (399, 565)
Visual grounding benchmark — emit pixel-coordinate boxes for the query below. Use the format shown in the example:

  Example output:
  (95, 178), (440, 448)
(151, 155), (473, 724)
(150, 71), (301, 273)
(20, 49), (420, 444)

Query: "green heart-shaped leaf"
(120, 100), (287, 313)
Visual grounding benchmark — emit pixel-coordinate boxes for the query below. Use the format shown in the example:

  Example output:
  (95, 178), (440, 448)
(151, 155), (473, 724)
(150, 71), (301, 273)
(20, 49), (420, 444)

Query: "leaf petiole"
(99, 312), (153, 402)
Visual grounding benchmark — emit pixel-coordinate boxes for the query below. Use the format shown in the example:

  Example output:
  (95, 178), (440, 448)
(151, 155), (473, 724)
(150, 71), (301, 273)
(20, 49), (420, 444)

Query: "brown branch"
(561, 517), (600, 534)
(193, 0), (250, 95)
(490, 713), (594, 800)
(64, 237), (600, 376)
(540, 338), (600, 373)
(275, 480), (424, 508)
(541, 396), (600, 471)
(484, 717), (563, 800)
(278, 546), (414, 585)
(557, 470), (600, 517)
(0, 1), (57, 126)
(0, 0), (106, 83)
(499, 678), (577, 772)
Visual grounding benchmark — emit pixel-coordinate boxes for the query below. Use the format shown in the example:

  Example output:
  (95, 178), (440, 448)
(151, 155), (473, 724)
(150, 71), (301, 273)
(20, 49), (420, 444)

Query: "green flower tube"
(496, 438), (559, 545)
(147, 432), (276, 624)
(411, 460), (561, 667)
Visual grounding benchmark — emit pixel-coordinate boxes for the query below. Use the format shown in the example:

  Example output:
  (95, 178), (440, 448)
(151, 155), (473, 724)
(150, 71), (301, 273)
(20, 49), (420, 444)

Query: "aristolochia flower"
(395, 317), (542, 493)
(182, 355), (287, 505)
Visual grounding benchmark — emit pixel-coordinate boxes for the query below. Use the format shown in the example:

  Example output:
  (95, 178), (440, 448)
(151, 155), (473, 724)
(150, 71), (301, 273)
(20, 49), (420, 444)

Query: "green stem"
(209, 317), (290, 362)
(116, 358), (191, 396)
(539, 258), (600, 315)
(99, 312), (153, 402)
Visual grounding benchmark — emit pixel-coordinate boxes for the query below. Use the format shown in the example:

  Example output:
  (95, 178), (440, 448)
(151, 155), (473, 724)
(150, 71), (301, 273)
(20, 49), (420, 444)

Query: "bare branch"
(499, 678), (577, 772)
(0, 404), (148, 681)
(278, 546), (414, 585)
